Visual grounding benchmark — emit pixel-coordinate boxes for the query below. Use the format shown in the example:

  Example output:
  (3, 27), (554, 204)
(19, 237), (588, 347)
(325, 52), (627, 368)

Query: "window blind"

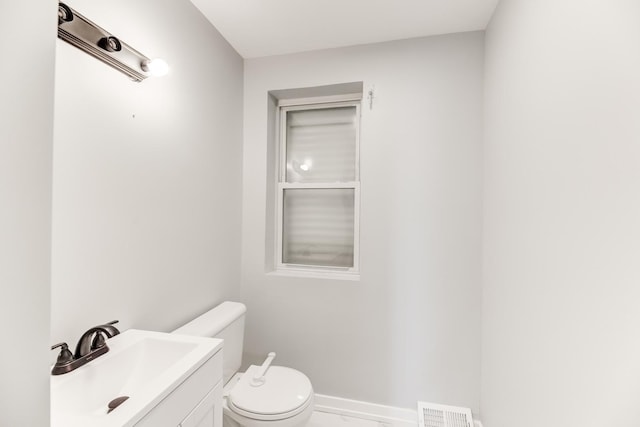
(282, 189), (355, 268)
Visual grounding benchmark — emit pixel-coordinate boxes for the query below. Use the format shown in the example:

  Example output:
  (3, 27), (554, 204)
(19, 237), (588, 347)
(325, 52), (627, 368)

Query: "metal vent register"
(418, 402), (474, 427)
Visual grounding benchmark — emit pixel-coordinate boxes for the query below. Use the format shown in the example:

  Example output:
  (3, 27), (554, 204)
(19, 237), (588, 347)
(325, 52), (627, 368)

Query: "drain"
(107, 396), (129, 414)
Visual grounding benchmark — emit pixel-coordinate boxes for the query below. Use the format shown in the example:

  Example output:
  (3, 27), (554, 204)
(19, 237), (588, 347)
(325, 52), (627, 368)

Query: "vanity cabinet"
(135, 348), (223, 427)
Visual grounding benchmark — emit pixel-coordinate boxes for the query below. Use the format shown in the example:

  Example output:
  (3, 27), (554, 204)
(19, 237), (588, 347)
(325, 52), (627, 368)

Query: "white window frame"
(275, 95), (361, 279)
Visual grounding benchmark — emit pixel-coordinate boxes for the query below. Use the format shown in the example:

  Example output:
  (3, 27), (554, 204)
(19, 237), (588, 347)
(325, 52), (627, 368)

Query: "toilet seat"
(227, 365), (313, 421)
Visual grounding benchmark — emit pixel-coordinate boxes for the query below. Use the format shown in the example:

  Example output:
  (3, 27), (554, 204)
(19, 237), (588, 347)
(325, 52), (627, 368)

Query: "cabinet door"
(135, 352), (223, 427)
(180, 382), (222, 427)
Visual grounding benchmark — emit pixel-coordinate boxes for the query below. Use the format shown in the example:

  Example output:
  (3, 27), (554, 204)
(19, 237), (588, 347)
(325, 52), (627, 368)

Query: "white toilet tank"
(172, 301), (246, 384)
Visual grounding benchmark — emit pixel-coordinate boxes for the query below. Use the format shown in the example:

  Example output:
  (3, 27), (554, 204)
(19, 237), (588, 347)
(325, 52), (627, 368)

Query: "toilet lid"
(228, 365), (313, 420)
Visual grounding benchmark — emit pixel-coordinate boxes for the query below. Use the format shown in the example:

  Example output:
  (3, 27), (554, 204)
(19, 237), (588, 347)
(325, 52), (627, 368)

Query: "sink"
(51, 329), (222, 427)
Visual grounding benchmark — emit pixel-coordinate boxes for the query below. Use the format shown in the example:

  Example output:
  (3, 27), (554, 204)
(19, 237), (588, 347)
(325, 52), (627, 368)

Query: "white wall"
(482, 0), (640, 425)
(51, 0), (244, 344)
(243, 32), (484, 410)
(0, 1), (56, 425)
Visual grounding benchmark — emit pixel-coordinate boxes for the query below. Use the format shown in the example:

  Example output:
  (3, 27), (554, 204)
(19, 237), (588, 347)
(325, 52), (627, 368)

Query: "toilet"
(173, 302), (314, 427)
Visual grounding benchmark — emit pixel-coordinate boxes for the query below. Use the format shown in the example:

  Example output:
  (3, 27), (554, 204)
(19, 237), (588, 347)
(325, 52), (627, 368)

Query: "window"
(276, 97), (361, 277)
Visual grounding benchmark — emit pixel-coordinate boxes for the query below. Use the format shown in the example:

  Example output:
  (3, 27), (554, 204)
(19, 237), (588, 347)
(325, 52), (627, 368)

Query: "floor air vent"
(417, 401), (474, 427)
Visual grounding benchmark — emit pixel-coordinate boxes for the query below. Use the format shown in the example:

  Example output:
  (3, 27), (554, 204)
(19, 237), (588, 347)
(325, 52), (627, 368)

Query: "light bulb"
(141, 58), (169, 77)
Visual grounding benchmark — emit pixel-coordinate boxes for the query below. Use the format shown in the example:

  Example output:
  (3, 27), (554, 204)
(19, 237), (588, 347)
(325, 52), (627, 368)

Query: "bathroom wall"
(242, 32), (484, 411)
(0, 1), (56, 425)
(51, 0), (243, 344)
(482, 0), (640, 425)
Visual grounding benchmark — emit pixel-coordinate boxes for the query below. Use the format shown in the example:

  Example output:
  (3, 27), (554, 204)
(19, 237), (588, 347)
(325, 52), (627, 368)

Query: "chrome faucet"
(51, 320), (120, 375)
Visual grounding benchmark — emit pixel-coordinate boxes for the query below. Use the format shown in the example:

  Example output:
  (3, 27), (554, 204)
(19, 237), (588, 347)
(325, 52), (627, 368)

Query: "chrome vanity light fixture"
(57, 2), (168, 82)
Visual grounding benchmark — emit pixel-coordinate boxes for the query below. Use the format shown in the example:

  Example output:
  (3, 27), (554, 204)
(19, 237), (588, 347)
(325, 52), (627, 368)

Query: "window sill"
(267, 268), (361, 282)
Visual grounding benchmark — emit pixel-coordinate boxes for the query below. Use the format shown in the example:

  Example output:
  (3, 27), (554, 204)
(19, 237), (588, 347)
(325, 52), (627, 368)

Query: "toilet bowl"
(173, 302), (314, 427)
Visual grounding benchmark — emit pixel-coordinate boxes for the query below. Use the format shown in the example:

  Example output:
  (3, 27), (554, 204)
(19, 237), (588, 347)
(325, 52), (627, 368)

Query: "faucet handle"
(91, 320), (120, 349)
(103, 320), (121, 336)
(91, 332), (107, 349)
(51, 342), (74, 365)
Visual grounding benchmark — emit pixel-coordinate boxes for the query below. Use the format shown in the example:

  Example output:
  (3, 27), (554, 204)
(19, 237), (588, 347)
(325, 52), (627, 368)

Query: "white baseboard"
(313, 394), (418, 426)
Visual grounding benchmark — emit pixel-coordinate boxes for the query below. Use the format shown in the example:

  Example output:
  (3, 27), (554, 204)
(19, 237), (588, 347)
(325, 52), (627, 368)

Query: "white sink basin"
(51, 329), (222, 427)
